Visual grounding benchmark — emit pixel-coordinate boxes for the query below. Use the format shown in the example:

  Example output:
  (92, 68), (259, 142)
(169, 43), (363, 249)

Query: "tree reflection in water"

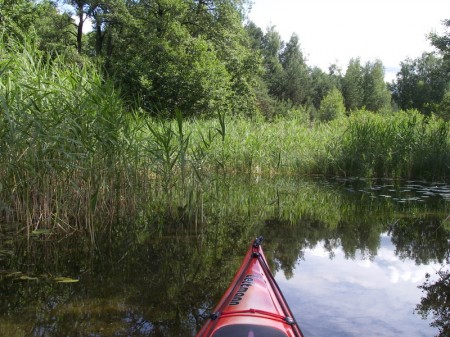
(1, 177), (450, 336)
(415, 267), (450, 337)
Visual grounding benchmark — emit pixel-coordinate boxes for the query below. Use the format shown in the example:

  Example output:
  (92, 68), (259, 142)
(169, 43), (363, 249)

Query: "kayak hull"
(196, 237), (304, 337)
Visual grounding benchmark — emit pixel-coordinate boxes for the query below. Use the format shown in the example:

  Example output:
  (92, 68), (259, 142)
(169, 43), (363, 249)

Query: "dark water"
(1, 177), (449, 337)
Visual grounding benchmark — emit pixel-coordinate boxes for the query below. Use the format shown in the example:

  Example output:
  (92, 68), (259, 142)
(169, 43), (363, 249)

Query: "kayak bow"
(196, 236), (304, 337)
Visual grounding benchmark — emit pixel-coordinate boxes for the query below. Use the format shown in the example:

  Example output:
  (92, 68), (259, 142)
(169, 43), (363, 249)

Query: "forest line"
(2, 0), (450, 119)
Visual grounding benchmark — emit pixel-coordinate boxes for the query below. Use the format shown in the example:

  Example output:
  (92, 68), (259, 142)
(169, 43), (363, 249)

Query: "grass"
(1, 38), (450, 239)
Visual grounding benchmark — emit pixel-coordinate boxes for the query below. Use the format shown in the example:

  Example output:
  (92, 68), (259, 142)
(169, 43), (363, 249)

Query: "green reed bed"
(193, 110), (450, 180)
(332, 110), (450, 179)
(1, 39), (450, 239)
(194, 115), (334, 176)
(0, 41), (152, 239)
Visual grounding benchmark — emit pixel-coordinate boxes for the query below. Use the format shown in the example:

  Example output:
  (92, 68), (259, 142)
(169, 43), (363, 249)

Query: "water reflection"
(416, 268), (450, 337)
(1, 232), (247, 336)
(0, 177), (449, 336)
(389, 216), (450, 264)
(276, 236), (444, 337)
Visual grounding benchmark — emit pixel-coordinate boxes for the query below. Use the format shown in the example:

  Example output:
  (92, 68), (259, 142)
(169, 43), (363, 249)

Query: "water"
(0, 177), (449, 337)
(279, 236), (443, 336)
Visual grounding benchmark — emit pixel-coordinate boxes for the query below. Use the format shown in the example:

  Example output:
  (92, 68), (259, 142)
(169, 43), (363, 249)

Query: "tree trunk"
(76, 7), (84, 53)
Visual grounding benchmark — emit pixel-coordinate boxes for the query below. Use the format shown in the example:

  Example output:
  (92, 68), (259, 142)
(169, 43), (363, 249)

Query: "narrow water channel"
(1, 177), (449, 336)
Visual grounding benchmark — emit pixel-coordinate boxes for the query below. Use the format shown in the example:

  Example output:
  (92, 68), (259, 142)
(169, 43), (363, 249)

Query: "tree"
(309, 66), (339, 110)
(261, 25), (284, 100)
(390, 53), (448, 115)
(317, 87), (346, 122)
(244, 21), (264, 51)
(416, 268), (450, 337)
(85, 0), (131, 58)
(362, 60), (391, 111)
(97, 0), (259, 116)
(184, 0), (259, 115)
(428, 18), (450, 66)
(33, 1), (77, 55)
(435, 91), (450, 120)
(57, 0), (94, 53)
(0, 0), (40, 42)
(342, 58), (364, 111)
(0, 0), (77, 56)
(278, 33), (310, 106)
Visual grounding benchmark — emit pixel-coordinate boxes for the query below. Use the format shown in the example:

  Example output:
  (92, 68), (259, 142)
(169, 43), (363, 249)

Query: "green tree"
(0, 0), (77, 56)
(317, 87), (346, 122)
(416, 268), (450, 337)
(85, 0), (130, 58)
(279, 33), (310, 106)
(390, 53), (448, 115)
(244, 21), (264, 51)
(99, 0), (246, 116)
(362, 60), (391, 111)
(436, 91), (450, 120)
(428, 18), (450, 66)
(183, 0), (259, 115)
(342, 58), (364, 111)
(261, 25), (284, 100)
(0, 0), (33, 39)
(58, 0), (99, 54)
(309, 66), (339, 110)
(34, 1), (77, 55)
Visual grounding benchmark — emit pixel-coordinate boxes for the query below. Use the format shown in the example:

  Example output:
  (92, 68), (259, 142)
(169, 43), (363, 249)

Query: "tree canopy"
(3, 1), (450, 119)
(390, 53), (448, 115)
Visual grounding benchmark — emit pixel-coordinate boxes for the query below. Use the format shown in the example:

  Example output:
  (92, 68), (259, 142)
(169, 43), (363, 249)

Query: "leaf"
(5, 271), (22, 278)
(54, 277), (79, 283)
(31, 229), (52, 236)
(18, 275), (39, 281)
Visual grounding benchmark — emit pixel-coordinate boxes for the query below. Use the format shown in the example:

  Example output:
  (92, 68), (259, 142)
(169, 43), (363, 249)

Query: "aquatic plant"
(1, 38), (450, 240)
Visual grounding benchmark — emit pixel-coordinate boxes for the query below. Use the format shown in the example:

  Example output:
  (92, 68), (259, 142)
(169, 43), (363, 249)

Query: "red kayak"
(196, 236), (304, 337)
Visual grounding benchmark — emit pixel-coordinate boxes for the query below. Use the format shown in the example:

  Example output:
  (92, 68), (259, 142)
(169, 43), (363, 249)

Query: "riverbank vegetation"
(1, 1), (450, 236)
(1, 38), (450, 237)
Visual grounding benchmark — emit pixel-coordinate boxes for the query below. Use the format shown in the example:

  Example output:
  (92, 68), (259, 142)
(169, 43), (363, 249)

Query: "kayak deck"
(196, 237), (304, 337)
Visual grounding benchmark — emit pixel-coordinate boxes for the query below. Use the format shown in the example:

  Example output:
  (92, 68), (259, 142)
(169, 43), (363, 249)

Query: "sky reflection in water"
(277, 234), (442, 337)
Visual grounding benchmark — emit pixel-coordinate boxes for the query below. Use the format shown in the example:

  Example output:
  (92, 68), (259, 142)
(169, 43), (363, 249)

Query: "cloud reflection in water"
(276, 234), (441, 337)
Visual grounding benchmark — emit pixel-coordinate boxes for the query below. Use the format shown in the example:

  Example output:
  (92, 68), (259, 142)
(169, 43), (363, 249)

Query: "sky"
(247, 0), (450, 82)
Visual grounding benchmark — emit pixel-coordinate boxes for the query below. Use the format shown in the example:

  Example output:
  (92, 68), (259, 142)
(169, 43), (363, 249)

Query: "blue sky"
(247, 0), (450, 81)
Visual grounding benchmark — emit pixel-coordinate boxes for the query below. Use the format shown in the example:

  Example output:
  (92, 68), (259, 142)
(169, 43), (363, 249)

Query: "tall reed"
(0, 39), (151, 240)
(1, 38), (449, 242)
(333, 110), (450, 179)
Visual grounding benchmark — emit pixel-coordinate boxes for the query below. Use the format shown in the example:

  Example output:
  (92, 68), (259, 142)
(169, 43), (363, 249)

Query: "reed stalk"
(1, 37), (449, 242)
